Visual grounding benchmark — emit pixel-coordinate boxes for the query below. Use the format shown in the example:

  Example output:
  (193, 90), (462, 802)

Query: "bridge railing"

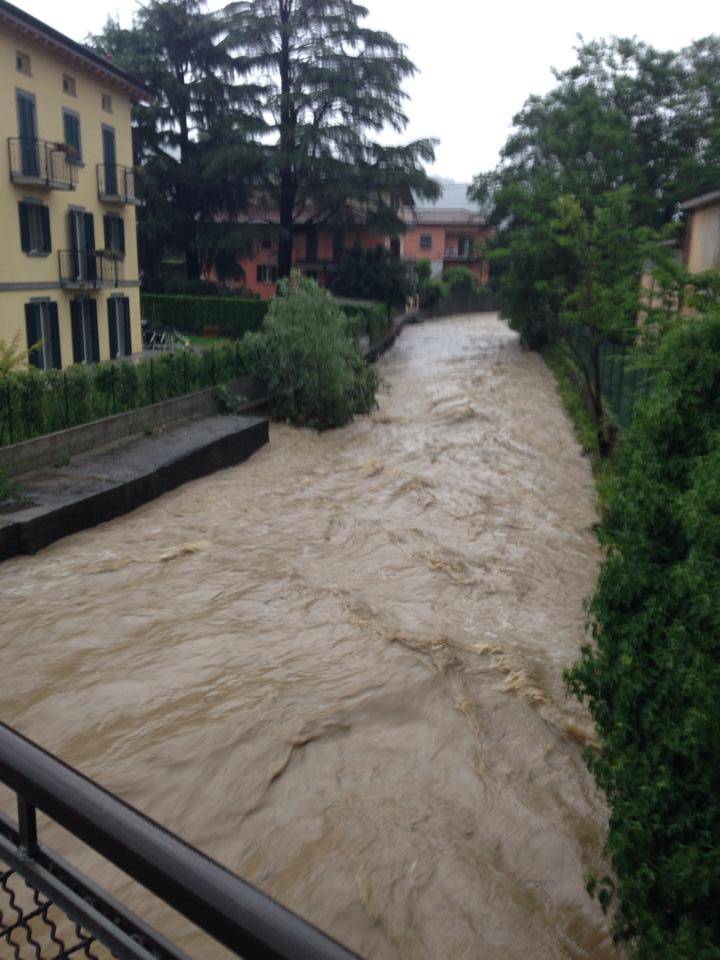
(0, 722), (359, 959)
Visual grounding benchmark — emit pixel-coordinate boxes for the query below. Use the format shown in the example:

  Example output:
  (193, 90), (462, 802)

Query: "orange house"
(211, 195), (409, 300)
(403, 208), (491, 284)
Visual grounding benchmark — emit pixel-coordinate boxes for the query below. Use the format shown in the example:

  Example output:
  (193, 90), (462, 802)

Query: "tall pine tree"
(225, 0), (439, 277)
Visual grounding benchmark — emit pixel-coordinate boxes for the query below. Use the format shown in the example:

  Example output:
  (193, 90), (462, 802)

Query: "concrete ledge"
(0, 414), (268, 560)
(0, 376), (267, 478)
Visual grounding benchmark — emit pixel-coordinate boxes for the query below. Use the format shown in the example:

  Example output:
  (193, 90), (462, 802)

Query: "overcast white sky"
(17, 0), (720, 183)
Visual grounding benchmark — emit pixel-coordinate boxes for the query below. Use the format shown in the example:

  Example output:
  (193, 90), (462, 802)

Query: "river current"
(0, 314), (618, 958)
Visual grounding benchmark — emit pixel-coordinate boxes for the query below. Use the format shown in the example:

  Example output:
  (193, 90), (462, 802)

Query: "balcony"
(443, 248), (479, 261)
(97, 163), (138, 204)
(8, 138), (78, 190)
(59, 250), (124, 288)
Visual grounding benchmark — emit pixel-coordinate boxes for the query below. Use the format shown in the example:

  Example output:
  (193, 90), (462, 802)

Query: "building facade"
(402, 208), (491, 284)
(0, 0), (150, 369)
(680, 189), (720, 274)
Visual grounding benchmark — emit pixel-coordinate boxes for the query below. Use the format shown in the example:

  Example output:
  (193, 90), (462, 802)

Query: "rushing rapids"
(0, 314), (619, 958)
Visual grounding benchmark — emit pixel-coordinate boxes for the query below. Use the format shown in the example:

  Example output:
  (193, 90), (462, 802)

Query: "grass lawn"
(185, 334), (235, 350)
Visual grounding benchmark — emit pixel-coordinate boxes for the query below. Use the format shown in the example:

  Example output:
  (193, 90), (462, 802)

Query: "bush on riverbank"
(244, 273), (378, 430)
(566, 314), (720, 958)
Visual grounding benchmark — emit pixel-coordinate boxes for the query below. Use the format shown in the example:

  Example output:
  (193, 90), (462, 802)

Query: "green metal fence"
(564, 325), (657, 429)
(1, 345), (249, 447)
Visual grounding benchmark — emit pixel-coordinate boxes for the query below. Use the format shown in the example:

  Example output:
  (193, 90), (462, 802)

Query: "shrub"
(444, 265), (480, 295)
(330, 242), (408, 306)
(419, 277), (447, 308)
(566, 314), (720, 958)
(140, 294), (268, 338)
(244, 273), (378, 429)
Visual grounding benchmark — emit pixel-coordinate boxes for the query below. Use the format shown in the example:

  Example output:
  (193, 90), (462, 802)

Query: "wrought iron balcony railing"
(8, 138), (78, 190)
(97, 164), (138, 204)
(0, 722), (359, 959)
(58, 250), (124, 288)
(443, 249), (478, 261)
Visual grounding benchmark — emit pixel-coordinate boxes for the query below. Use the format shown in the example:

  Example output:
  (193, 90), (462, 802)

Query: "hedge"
(0, 345), (250, 446)
(140, 293), (269, 337)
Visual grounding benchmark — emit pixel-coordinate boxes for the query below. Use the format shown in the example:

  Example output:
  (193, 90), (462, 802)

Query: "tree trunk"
(277, 0), (296, 279)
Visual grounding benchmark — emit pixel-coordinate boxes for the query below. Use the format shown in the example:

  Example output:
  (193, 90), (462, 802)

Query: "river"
(0, 313), (618, 959)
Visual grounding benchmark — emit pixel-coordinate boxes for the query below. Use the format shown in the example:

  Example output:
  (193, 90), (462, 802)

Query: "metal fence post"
(111, 365), (117, 414)
(211, 349), (216, 386)
(183, 350), (189, 393)
(6, 382), (14, 445)
(63, 372), (70, 428)
(150, 358), (155, 404)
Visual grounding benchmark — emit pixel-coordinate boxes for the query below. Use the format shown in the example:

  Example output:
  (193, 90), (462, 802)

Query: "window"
(305, 226), (318, 261)
(101, 93), (113, 113)
(108, 297), (132, 358)
(18, 201), (51, 255)
(420, 234), (432, 249)
(26, 301), (61, 370)
(257, 264), (277, 284)
(16, 51), (31, 75)
(63, 74), (76, 96)
(62, 110), (82, 163)
(103, 214), (125, 256)
(458, 237), (473, 257)
(71, 299), (100, 364)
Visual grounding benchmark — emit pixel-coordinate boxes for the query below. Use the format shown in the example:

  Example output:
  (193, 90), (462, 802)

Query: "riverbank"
(0, 314), (617, 959)
(0, 414), (268, 560)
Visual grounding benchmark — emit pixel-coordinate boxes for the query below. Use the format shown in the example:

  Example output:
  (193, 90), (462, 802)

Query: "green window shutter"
(122, 297), (131, 354)
(41, 205), (51, 253)
(103, 214), (111, 251)
(63, 111), (81, 162)
(25, 302), (41, 368)
(84, 212), (95, 251)
(18, 202), (30, 252)
(71, 300), (83, 363)
(48, 302), (61, 369)
(118, 217), (125, 254)
(108, 300), (118, 359)
(89, 300), (100, 362)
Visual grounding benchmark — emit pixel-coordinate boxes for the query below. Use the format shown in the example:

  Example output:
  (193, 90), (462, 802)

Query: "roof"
(0, 0), (154, 103)
(678, 189), (720, 212)
(412, 208), (487, 227)
(415, 179), (476, 211)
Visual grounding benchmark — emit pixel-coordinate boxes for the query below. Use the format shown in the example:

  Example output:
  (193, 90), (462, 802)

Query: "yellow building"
(0, 0), (151, 369)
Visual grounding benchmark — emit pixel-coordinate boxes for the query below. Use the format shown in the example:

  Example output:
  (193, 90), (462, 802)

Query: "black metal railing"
(58, 250), (124, 288)
(0, 722), (360, 959)
(97, 164), (137, 204)
(443, 250), (478, 261)
(8, 138), (78, 190)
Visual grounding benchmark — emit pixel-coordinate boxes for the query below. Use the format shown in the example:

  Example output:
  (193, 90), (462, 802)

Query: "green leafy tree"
(225, 0), (439, 277)
(244, 272), (377, 428)
(566, 313), (720, 958)
(550, 188), (649, 453)
(444, 265), (480, 296)
(330, 242), (408, 306)
(90, 0), (263, 279)
(470, 35), (720, 346)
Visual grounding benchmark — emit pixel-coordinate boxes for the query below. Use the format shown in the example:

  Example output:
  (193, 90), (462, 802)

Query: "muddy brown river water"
(0, 314), (619, 959)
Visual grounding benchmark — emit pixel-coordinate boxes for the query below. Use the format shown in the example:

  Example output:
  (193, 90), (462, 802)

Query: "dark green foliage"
(225, 0), (438, 276)
(566, 314), (720, 958)
(419, 278), (447, 309)
(344, 304), (391, 343)
(89, 0), (263, 279)
(444, 266), (480, 296)
(140, 294), (268, 336)
(0, 347), (250, 446)
(331, 243), (408, 306)
(471, 36), (720, 347)
(243, 274), (378, 429)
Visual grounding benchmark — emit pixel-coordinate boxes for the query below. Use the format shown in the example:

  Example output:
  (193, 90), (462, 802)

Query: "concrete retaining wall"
(0, 376), (266, 477)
